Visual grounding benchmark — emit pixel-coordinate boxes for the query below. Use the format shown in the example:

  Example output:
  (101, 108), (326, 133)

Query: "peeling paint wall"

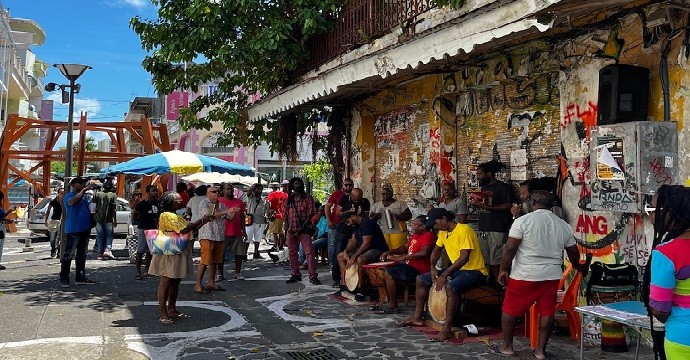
(348, 7), (689, 275)
(558, 11), (687, 271)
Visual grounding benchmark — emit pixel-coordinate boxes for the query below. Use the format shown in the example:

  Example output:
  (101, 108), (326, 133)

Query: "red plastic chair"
(525, 263), (584, 349)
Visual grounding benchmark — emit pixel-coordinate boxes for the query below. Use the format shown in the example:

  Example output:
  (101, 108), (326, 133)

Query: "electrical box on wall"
(590, 121), (678, 213)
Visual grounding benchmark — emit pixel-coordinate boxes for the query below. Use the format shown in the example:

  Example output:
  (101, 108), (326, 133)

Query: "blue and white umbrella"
(102, 150), (254, 176)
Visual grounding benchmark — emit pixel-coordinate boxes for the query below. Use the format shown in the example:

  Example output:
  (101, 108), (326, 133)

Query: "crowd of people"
(29, 158), (690, 358)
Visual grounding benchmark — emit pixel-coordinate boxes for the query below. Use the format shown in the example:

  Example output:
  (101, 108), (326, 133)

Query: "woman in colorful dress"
(148, 191), (215, 324)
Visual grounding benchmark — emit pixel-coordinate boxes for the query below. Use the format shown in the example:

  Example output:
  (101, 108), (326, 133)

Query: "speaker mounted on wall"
(597, 64), (649, 125)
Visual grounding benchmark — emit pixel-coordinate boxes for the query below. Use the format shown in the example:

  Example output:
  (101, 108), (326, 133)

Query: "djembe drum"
(363, 261), (397, 303)
(345, 263), (361, 292)
(428, 285), (448, 324)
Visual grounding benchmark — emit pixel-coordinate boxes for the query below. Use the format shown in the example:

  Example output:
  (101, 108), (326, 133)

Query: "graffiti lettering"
(576, 214), (609, 235)
(561, 102), (598, 139)
(649, 158), (673, 186)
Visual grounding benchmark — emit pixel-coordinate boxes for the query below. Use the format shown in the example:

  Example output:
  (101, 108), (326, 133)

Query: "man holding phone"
(60, 177), (97, 287)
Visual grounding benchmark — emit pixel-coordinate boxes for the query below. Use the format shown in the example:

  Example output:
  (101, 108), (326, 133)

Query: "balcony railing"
(294, 0), (437, 76)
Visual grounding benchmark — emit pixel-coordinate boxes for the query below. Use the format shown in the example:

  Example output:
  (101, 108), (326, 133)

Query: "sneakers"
(309, 277), (321, 285)
(50, 250), (57, 258)
(268, 253), (279, 263)
(286, 275), (302, 284)
(103, 250), (116, 260)
(60, 279), (70, 288)
(333, 285), (347, 296)
(75, 278), (96, 285)
(96, 256), (104, 260)
(332, 281), (341, 288)
(234, 273), (245, 280)
(354, 292), (366, 302)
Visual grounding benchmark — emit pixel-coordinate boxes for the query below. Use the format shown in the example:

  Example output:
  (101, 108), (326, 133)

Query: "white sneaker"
(103, 251), (116, 260)
(234, 273), (245, 280)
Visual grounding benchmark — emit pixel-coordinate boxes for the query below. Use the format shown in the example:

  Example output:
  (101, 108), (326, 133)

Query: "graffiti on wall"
(508, 111), (546, 147)
(562, 102), (598, 139)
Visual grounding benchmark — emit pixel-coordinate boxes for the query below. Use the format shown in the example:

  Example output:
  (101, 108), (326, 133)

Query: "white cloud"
(110, 0), (149, 10)
(46, 93), (103, 121)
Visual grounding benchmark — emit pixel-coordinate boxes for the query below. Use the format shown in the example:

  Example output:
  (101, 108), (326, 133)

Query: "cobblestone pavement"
(0, 231), (654, 359)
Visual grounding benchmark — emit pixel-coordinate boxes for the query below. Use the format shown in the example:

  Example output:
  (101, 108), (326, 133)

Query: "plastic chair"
(525, 263), (583, 349)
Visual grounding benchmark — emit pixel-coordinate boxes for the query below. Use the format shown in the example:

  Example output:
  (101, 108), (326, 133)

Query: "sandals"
(170, 312), (191, 319)
(206, 285), (226, 291)
(375, 306), (401, 314)
(193, 287), (209, 294)
(486, 345), (514, 357)
(159, 318), (173, 324)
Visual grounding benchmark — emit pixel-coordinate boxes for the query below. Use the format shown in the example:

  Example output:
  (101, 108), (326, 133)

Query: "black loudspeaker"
(597, 64), (649, 125)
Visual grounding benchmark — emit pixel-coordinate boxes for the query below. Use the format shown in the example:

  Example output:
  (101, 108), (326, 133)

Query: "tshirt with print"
(135, 199), (161, 230)
(478, 180), (515, 232)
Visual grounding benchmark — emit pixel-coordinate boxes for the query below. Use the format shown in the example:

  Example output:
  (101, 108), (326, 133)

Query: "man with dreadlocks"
(469, 160), (517, 284)
(647, 185), (690, 359)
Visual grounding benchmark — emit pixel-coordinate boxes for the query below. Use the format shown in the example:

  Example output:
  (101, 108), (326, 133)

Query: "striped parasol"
(102, 150), (254, 176)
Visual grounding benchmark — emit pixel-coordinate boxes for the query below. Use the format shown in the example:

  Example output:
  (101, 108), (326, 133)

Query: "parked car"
(28, 195), (132, 237)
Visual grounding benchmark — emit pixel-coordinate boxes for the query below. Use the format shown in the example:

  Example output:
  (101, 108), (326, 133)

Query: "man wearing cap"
(60, 177), (98, 287)
(399, 208), (487, 341)
(335, 212), (389, 301)
(266, 180), (288, 256)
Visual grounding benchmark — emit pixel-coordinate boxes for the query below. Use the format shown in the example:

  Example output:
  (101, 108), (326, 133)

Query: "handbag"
(299, 222), (317, 236)
(144, 229), (189, 255)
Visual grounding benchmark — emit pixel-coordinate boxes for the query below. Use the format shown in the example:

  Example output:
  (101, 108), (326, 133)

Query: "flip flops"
(171, 312), (191, 319)
(206, 285), (226, 291)
(159, 318), (173, 324)
(486, 345), (514, 357)
(193, 287), (209, 294)
(375, 306), (401, 314)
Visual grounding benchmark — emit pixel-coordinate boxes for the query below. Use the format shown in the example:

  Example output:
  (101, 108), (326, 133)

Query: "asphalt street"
(0, 227), (654, 360)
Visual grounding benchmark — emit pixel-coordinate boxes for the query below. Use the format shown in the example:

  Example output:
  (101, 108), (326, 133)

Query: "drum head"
(345, 264), (360, 292)
(428, 285), (448, 323)
(362, 261), (396, 269)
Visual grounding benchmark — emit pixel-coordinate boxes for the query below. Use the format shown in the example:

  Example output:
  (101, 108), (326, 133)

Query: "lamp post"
(53, 64), (91, 186)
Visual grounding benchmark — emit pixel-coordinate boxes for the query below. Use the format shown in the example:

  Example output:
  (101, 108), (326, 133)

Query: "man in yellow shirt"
(399, 208), (488, 341)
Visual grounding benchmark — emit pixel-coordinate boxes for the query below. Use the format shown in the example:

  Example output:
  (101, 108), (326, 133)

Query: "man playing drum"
(335, 213), (389, 301)
(375, 215), (436, 314)
(399, 208), (488, 341)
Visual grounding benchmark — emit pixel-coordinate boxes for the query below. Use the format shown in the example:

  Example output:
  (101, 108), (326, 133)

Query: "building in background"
(0, 2), (47, 205)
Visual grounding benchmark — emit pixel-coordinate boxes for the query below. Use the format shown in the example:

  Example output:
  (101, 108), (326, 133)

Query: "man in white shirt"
(492, 190), (584, 360)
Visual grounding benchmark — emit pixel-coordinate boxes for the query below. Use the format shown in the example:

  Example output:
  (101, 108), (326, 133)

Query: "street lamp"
(52, 63), (91, 186)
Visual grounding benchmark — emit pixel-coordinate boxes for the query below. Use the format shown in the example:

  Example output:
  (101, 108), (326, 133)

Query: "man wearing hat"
(335, 211), (389, 301)
(399, 208), (487, 341)
(60, 177), (98, 287)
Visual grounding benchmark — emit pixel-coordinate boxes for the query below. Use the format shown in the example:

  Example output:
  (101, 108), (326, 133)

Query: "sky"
(5, 0), (159, 142)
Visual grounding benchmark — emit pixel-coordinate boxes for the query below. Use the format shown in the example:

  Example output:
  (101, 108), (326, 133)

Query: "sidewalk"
(0, 230), (655, 359)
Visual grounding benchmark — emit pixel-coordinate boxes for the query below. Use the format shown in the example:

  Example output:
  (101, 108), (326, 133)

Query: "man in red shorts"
(491, 190), (585, 359)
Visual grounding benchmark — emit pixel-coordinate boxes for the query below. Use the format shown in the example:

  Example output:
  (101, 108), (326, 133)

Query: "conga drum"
(428, 285), (448, 324)
(363, 261), (397, 302)
(345, 263), (361, 292)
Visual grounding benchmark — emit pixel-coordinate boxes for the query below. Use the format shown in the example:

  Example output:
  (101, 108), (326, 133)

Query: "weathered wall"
(348, 7), (688, 272)
(558, 11), (687, 270)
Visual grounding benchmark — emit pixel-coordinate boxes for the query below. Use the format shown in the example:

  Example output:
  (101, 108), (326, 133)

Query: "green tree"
(130, 0), (346, 154)
(302, 159), (333, 203)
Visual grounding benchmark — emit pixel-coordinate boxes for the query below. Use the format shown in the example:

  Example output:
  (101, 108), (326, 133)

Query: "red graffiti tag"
(576, 214), (608, 235)
(649, 158), (673, 185)
(562, 102), (598, 137)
